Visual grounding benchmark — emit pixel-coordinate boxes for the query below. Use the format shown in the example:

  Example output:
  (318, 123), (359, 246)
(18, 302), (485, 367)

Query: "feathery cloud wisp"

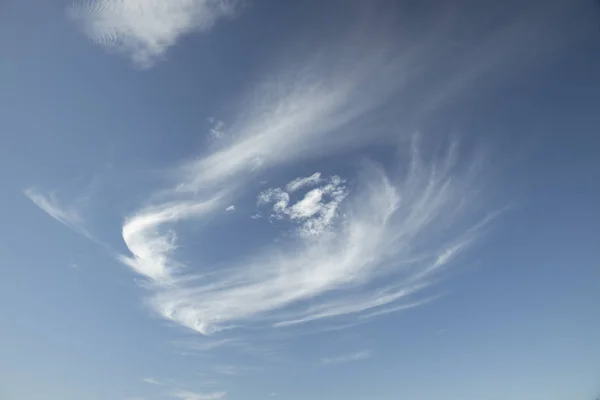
(142, 378), (163, 386)
(24, 189), (82, 229)
(24, 188), (94, 240)
(68, 0), (239, 67)
(286, 172), (322, 193)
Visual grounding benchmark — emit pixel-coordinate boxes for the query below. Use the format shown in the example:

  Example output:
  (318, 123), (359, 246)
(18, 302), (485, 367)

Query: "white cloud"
(24, 189), (82, 228)
(286, 172), (322, 192)
(209, 120), (226, 140)
(225, 205), (235, 212)
(68, 0), (239, 67)
(321, 350), (371, 365)
(174, 40), (407, 194)
(257, 188), (289, 215)
(24, 188), (93, 239)
(171, 390), (226, 400)
(40, 32), (493, 336)
(119, 196), (224, 283)
(258, 174), (348, 237)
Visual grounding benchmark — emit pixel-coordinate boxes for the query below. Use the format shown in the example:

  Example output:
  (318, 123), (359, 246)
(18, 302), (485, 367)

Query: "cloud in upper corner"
(320, 350), (371, 365)
(68, 0), (240, 67)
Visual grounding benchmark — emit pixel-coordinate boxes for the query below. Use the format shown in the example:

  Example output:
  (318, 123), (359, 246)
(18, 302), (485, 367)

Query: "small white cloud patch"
(225, 205), (235, 212)
(258, 174), (348, 237)
(69, 0), (240, 67)
(209, 119), (226, 139)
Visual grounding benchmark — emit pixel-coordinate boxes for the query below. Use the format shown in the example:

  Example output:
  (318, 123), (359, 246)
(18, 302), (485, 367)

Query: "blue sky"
(1, 1), (600, 399)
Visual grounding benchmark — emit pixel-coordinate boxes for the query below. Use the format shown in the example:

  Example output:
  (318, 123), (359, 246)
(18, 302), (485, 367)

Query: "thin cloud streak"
(24, 188), (97, 242)
(142, 378), (163, 386)
(110, 26), (441, 334)
(24, 189), (83, 230)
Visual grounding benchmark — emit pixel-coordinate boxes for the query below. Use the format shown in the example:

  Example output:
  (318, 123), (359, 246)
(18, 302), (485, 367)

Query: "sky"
(1, 1), (600, 400)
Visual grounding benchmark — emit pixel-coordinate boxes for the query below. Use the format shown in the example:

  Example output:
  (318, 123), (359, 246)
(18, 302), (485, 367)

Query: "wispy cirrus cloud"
(24, 189), (83, 229)
(321, 350), (371, 366)
(109, 24), (441, 335)
(142, 378), (163, 386)
(68, 0), (240, 67)
(121, 134), (489, 336)
(47, 0), (549, 342)
(24, 188), (95, 241)
(103, 2), (511, 335)
(286, 172), (322, 193)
